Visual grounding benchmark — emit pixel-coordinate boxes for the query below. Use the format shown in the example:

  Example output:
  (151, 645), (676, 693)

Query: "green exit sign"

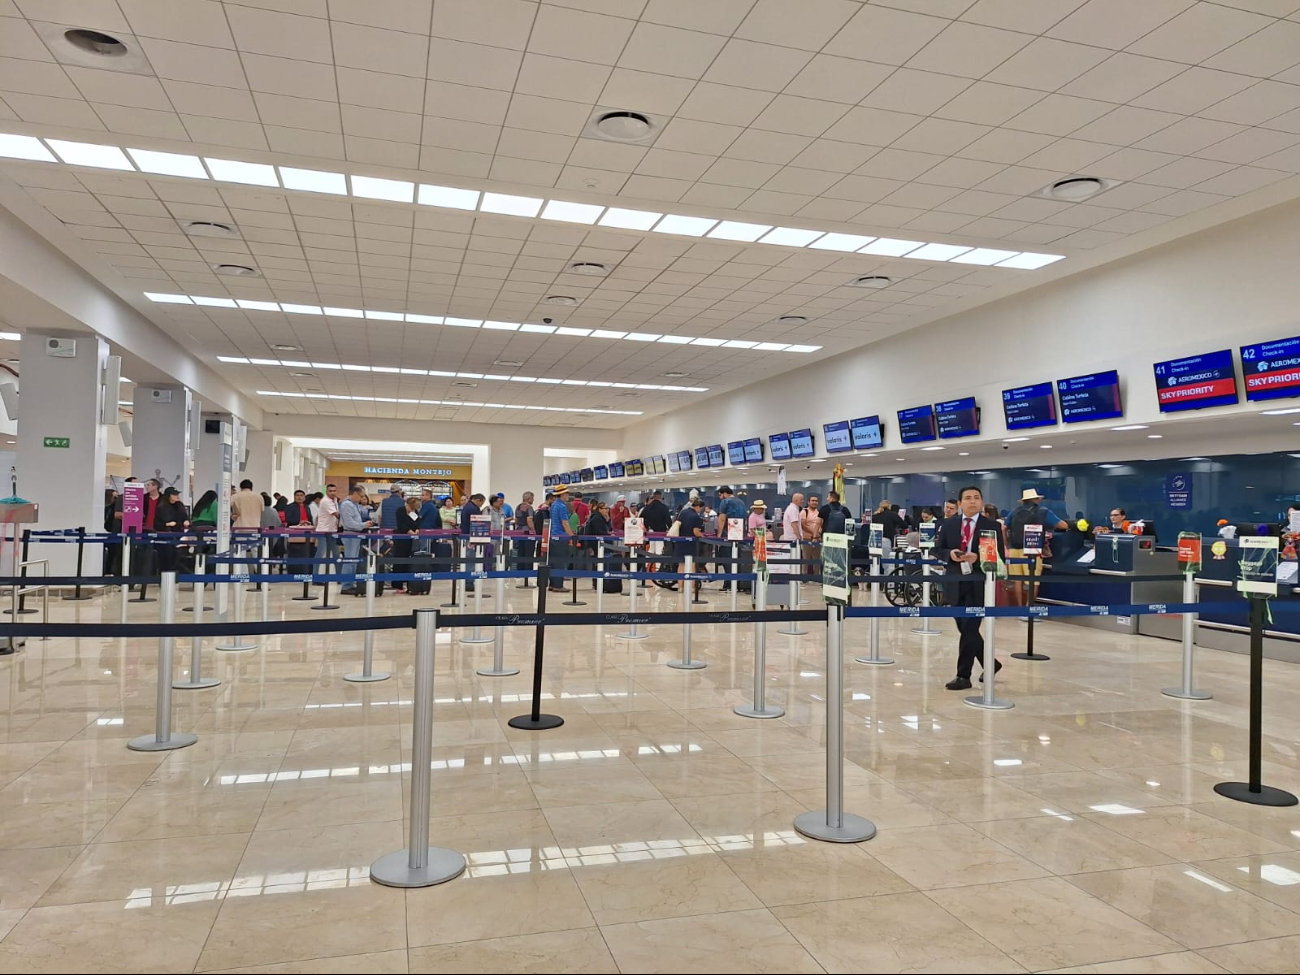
(42, 436), (70, 449)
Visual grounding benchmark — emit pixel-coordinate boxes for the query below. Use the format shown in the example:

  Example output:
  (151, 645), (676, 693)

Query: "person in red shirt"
(572, 492), (591, 526)
(610, 495), (629, 533)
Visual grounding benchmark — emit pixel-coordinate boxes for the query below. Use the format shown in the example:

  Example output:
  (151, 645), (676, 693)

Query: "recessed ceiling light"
(663, 371), (689, 378)
(541, 200), (604, 224)
(921, 446), (945, 451)
(997, 252), (1065, 270)
(481, 192), (543, 217)
(190, 296), (237, 307)
(653, 214), (717, 236)
(777, 315), (807, 324)
(280, 303), (322, 315)
(404, 313), (442, 324)
(203, 158), (278, 186)
(1147, 434), (1163, 439)
(453, 381), (478, 388)
(851, 276), (891, 289)
(290, 371), (314, 378)
(214, 264), (260, 277)
(1003, 437), (1030, 443)
(271, 344), (299, 352)
(544, 295), (579, 305)
(364, 310), (403, 321)
(758, 227), (824, 247)
(417, 184), (479, 209)
(1044, 176), (1106, 201)
(0, 134), (55, 162)
(1111, 424), (1149, 431)
(785, 345), (820, 353)
(904, 243), (972, 262)
(520, 323), (557, 334)
(127, 148), (207, 178)
(754, 342), (789, 351)
(1040, 444), (1053, 449)
(183, 220), (237, 238)
(143, 292), (191, 303)
(594, 110), (652, 141)
(598, 207), (661, 230)
(322, 307), (364, 318)
(859, 238), (923, 256)
(568, 262), (608, 276)
(958, 452), (969, 456)
(1261, 407), (1300, 415)
(279, 167), (347, 194)
(495, 360), (523, 367)
(810, 233), (876, 252)
(350, 175), (414, 202)
(63, 28), (128, 57)
(236, 299), (279, 311)
(952, 247), (1018, 266)
(46, 139), (133, 170)
(708, 221), (772, 242)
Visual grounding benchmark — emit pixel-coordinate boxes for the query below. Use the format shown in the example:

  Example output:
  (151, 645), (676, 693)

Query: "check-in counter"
(1192, 538), (1300, 663)
(1037, 533), (1183, 636)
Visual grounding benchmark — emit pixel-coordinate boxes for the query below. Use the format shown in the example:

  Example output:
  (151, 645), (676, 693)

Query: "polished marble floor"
(1, 575), (1299, 973)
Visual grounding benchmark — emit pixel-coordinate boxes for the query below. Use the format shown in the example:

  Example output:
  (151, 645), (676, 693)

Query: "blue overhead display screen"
(1240, 335), (1300, 402)
(743, 438), (764, 463)
(1003, 382), (1057, 430)
(609, 462), (624, 478)
(769, 432), (792, 460)
(823, 421), (852, 453)
(694, 447), (710, 469)
(594, 466), (607, 479)
(727, 441), (746, 465)
(1154, 349), (1238, 412)
(678, 450), (692, 471)
(707, 443), (725, 467)
(789, 429), (815, 458)
(1057, 370), (1123, 423)
(667, 452), (680, 472)
(850, 415), (883, 449)
(897, 405), (937, 444)
(935, 397), (979, 439)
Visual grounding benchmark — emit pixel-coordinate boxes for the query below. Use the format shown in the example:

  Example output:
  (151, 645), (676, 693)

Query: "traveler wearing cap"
(676, 497), (706, 599)
(1005, 488), (1068, 608)
(715, 487), (747, 591)
(610, 495), (629, 533)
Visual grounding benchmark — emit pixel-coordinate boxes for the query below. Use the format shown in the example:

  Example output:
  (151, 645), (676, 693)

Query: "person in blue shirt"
(1005, 487), (1069, 608)
(418, 488), (440, 531)
(676, 497), (706, 600)
(714, 487), (747, 592)
(497, 492), (513, 518)
(460, 492), (485, 592)
(547, 485), (573, 592)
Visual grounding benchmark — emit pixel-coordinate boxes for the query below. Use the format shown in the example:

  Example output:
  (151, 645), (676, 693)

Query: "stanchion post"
(260, 537), (270, 622)
(508, 567), (564, 730)
(371, 608), (466, 887)
(965, 568), (1012, 710)
(911, 559), (940, 636)
(730, 542), (739, 613)
(174, 552), (219, 690)
(794, 605), (874, 842)
(1010, 558), (1049, 661)
(461, 543), (493, 644)
(1214, 597), (1298, 807)
(65, 527), (93, 601)
(119, 536), (131, 624)
(669, 555), (706, 670)
(346, 550), (391, 683)
(215, 555), (258, 652)
(313, 552), (339, 611)
(855, 542), (894, 666)
(1163, 573), (1210, 700)
(779, 575), (808, 635)
(619, 548), (648, 640)
(478, 548), (518, 677)
(292, 538), (316, 600)
(563, 555), (587, 607)
(441, 538), (460, 608)
(735, 574), (783, 719)
(129, 572), (197, 752)
(595, 540), (604, 615)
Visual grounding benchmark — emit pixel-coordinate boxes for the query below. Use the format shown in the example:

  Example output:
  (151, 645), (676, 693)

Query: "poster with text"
(726, 518), (744, 541)
(821, 532), (849, 606)
(623, 516), (644, 545)
(1238, 536), (1279, 597)
(121, 483), (144, 534)
(469, 513), (492, 545)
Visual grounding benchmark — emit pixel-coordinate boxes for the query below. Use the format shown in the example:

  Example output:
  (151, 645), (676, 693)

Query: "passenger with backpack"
(1005, 488), (1069, 608)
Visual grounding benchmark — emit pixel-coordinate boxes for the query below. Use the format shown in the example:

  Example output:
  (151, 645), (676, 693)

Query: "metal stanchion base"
(215, 640), (259, 652)
(182, 606), (214, 613)
(668, 659), (706, 670)
(459, 633), (494, 645)
(617, 630), (649, 640)
(563, 598), (587, 606)
(734, 704), (784, 720)
(778, 625), (808, 635)
(173, 677), (221, 690)
(292, 594), (316, 601)
(507, 713), (565, 730)
(2, 608), (38, 615)
(477, 666), (520, 677)
(855, 655), (895, 666)
(131, 596), (157, 604)
(440, 601), (458, 608)
(793, 811), (875, 843)
(1214, 781), (1299, 806)
(62, 594), (94, 601)
(691, 597), (708, 605)
(344, 671), (392, 683)
(964, 695), (1014, 710)
(1162, 686), (1211, 700)
(1010, 651), (1051, 661)
(911, 625), (940, 635)
(370, 848), (466, 888)
(127, 732), (197, 752)
(311, 603), (340, 611)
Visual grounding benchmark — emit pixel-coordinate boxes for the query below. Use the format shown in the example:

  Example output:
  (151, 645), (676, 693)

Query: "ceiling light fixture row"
(218, 355), (708, 392)
(257, 390), (641, 416)
(147, 293), (821, 353)
(0, 132), (1064, 272)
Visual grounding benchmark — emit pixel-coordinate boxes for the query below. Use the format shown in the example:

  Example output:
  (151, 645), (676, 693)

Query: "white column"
(15, 332), (110, 574)
(131, 386), (193, 504)
(244, 430), (274, 498)
(193, 413), (228, 498)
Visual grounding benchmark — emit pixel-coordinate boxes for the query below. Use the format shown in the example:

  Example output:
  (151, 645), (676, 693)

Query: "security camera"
(543, 317), (553, 324)
(1002, 443), (1009, 450)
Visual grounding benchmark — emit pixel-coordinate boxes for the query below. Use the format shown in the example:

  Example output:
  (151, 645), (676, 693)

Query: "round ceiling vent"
(64, 29), (127, 58)
(777, 315), (808, 324)
(852, 275), (892, 289)
(568, 262), (608, 276)
(290, 371), (315, 378)
(272, 344), (299, 352)
(1045, 176), (1105, 201)
(544, 295), (579, 305)
(494, 359), (523, 367)
(214, 264), (260, 277)
(594, 111), (652, 142)
(663, 371), (689, 378)
(184, 220), (238, 238)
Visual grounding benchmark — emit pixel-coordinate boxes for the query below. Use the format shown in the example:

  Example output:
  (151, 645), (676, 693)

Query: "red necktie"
(961, 517), (972, 551)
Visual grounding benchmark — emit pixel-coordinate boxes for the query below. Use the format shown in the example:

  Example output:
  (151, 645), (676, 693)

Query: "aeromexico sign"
(362, 465), (455, 477)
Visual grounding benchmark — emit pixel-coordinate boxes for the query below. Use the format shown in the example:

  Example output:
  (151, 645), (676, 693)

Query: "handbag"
(666, 520), (681, 537)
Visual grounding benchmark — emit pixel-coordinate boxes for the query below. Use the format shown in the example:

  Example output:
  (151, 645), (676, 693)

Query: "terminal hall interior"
(4, 1), (1300, 972)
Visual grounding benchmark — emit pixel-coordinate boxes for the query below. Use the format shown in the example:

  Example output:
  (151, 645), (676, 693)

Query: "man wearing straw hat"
(547, 484), (573, 592)
(1005, 487), (1068, 608)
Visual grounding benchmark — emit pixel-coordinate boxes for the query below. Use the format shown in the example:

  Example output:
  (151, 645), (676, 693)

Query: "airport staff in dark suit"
(933, 484), (1006, 690)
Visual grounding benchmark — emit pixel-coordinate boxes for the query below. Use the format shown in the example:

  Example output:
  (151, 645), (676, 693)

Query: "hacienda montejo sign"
(363, 466), (456, 476)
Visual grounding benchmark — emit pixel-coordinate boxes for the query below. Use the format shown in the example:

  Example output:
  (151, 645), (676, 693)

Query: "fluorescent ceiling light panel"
(203, 158), (278, 186)
(858, 237), (923, 256)
(541, 200), (604, 224)
(279, 167), (347, 194)
(657, 335), (693, 345)
(481, 192), (543, 217)
(484, 320), (520, 331)
(691, 337), (726, 347)
(599, 207), (662, 230)
(754, 342), (790, 351)
(708, 221), (772, 242)
(405, 313), (444, 324)
(0, 134), (55, 161)
(217, 356), (248, 363)
(758, 227), (824, 247)
(144, 292), (191, 303)
(444, 317), (482, 328)
(556, 327), (592, 336)
(997, 252), (1065, 269)
(364, 310), (404, 321)
(520, 323), (556, 333)
(322, 306), (364, 318)
(279, 303), (322, 315)
(418, 183), (479, 209)
(904, 243), (973, 261)
(350, 175), (414, 202)
(46, 139), (133, 170)
(0, 332), (20, 340)
(236, 299), (280, 311)
(722, 339), (758, 349)
(810, 233), (876, 251)
(590, 329), (626, 339)
(951, 247), (1018, 265)
(786, 344), (821, 353)
(191, 295), (237, 307)
(127, 148), (207, 178)
(624, 333), (661, 342)
(653, 214), (717, 236)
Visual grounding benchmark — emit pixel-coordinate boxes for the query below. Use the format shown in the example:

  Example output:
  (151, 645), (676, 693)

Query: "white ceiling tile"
(621, 174), (691, 201)
(939, 188), (1021, 216)
(15, 0), (128, 29)
(328, 0), (432, 31)
(599, 68), (695, 115)
(723, 129), (813, 165)
(1126, 3), (1274, 63)
(826, 173), (907, 203)
(824, 4), (949, 65)
(1130, 66), (1257, 115)
(751, 94), (850, 138)
(856, 202), (925, 226)
(1224, 0), (1300, 13)
(555, 165), (631, 193)
(0, 58), (77, 98)
(118, 0), (236, 46)
(332, 21), (428, 78)
(505, 93), (591, 135)
(861, 68), (971, 116)
(763, 167), (843, 195)
(1199, 81), (1300, 126)
(336, 66), (425, 114)
(1036, 202), (1124, 227)
(0, 15), (50, 61)
(1070, 105), (1181, 145)
(514, 54), (610, 104)
(529, 5), (635, 66)
(345, 134), (420, 168)
(907, 21), (1034, 78)
(743, 188), (814, 214)
(64, 67), (171, 111)
(795, 197), (868, 221)
(1051, 227), (1125, 248)
(990, 196), (1072, 220)
(854, 147), (943, 179)
(1137, 116), (1247, 154)
(265, 125), (344, 158)
(641, 0), (755, 34)
(1262, 105), (1300, 134)
(1192, 164), (1292, 196)
(430, 0), (537, 49)
(1140, 155), (1237, 188)
(1000, 223), (1072, 243)
(427, 39), (524, 91)
(225, 4), (335, 61)
(700, 157), (782, 188)
(879, 181), (961, 209)
(1195, 127), (1300, 164)
(960, 0), (1087, 33)
(783, 54), (894, 104)
(162, 80), (258, 121)
(1205, 18), (1300, 77)
(240, 53), (337, 100)
(677, 82), (774, 126)
(619, 23), (729, 79)
(905, 210), (971, 232)
(636, 147), (714, 180)
(8, 92), (104, 128)
(824, 106), (922, 146)
(253, 92), (340, 133)
(954, 215), (1030, 237)
(891, 117), (990, 155)
(703, 39), (813, 93)
(1006, 92), (1113, 136)
(959, 127), (1056, 162)
(1086, 181), (1172, 208)
(985, 37), (1111, 91)
(735, 0), (859, 50)
(1060, 53), (1187, 105)
(915, 156), (1005, 188)
(422, 116), (503, 154)
(95, 103), (190, 140)
(790, 139), (879, 173)
(180, 114), (270, 150)
(567, 138), (646, 171)
(1138, 188), (1230, 215)
(1090, 210), (1171, 233)
(934, 82), (1043, 126)
(1017, 137), (1116, 172)
(341, 103), (422, 143)
(1046, 0), (1192, 48)
(1251, 141), (1300, 170)
(489, 156), (563, 186)
(1089, 145), (1181, 179)
(146, 40), (248, 89)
